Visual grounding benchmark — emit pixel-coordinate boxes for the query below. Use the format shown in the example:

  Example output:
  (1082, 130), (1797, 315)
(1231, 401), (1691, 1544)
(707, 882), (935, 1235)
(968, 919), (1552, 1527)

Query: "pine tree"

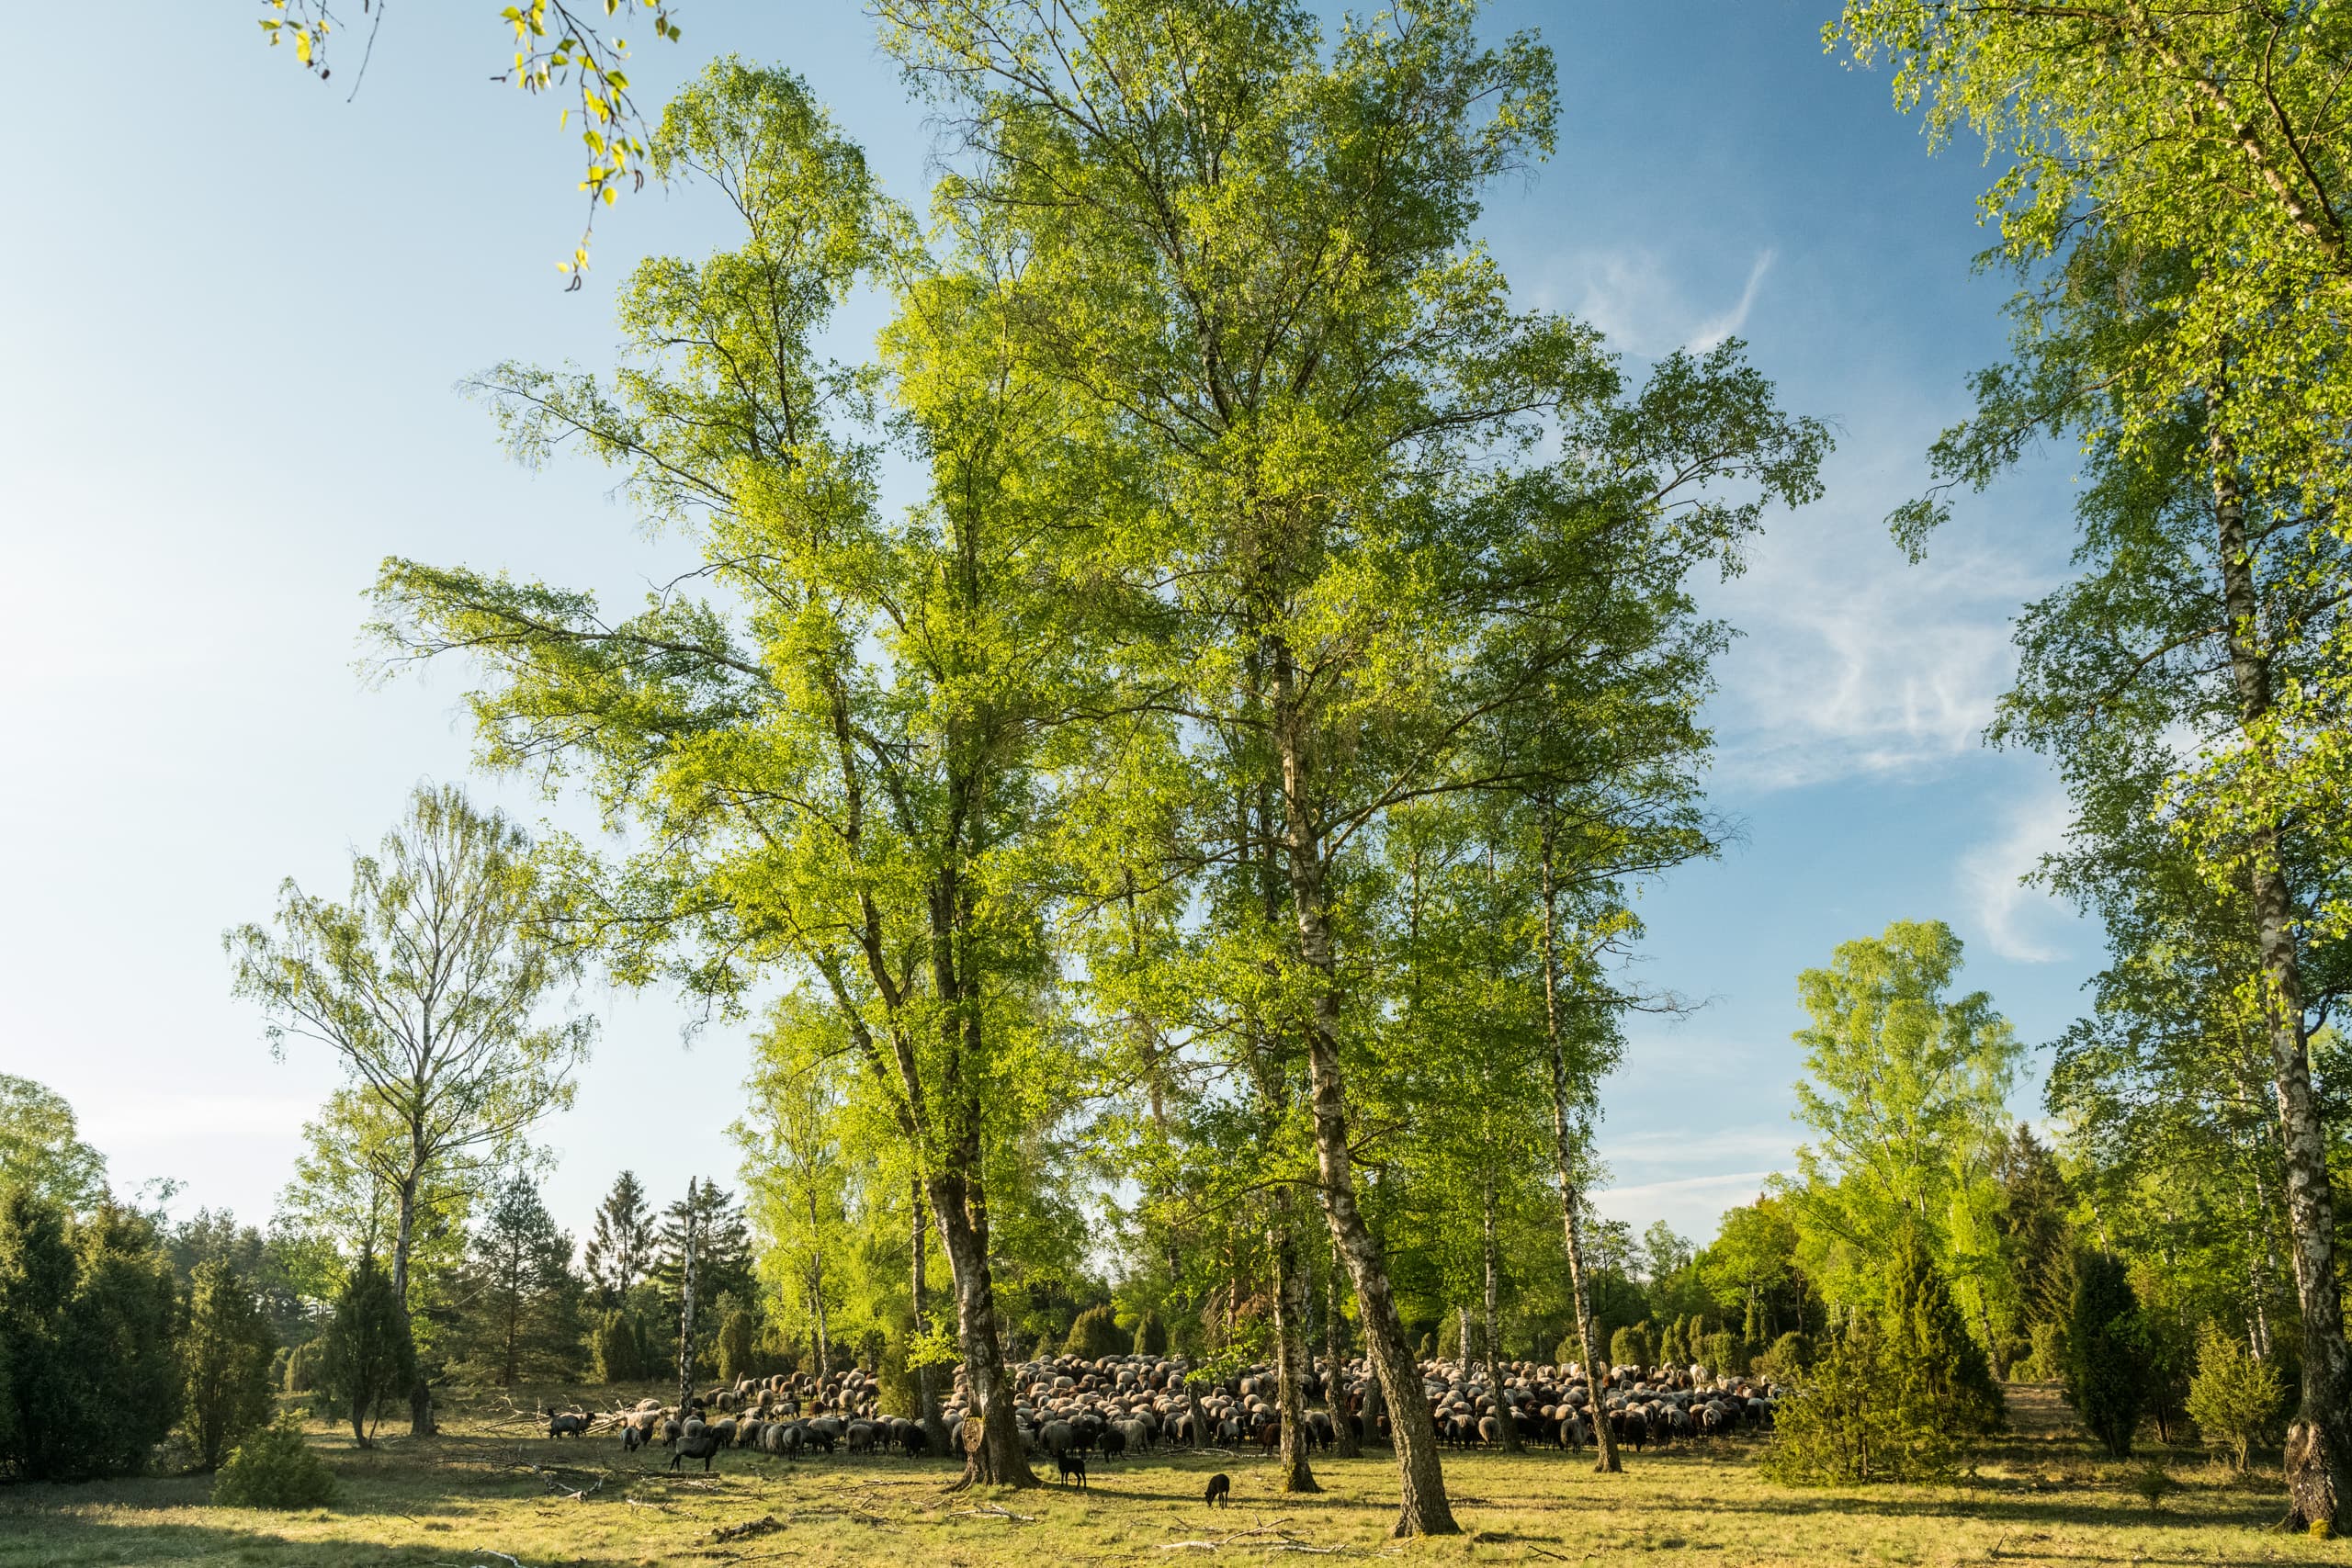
(1883, 1227), (2006, 1434)
(582, 1171), (657, 1306)
(181, 1258), (276, 1469)
(454, 1175), (582, 1387)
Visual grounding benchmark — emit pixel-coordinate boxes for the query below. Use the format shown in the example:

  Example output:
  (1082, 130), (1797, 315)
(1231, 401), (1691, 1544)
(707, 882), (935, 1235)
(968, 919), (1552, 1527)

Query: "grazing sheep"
(546, 1408), (590, 1438)
(673, 1428), (724, 1472)
(1204, 1472), (1231, 1507)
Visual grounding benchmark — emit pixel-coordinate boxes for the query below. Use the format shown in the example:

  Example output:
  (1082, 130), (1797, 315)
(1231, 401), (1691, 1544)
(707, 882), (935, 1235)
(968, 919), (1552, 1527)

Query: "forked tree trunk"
(1325, 1255), (1361, 1458)
(1273, 644), (1456, 1538)
(2209, 412), (2352, 1529)
(1269, 1197), (1321, 1492)
(1538, 823), (1620, 1473)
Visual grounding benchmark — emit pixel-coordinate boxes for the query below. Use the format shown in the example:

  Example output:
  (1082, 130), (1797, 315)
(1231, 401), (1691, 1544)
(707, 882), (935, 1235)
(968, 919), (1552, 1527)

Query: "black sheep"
(1056, 1450), (1088, 1487)
(673, 1429), (724, 1472)
(1204, 1472), (1231, 1507)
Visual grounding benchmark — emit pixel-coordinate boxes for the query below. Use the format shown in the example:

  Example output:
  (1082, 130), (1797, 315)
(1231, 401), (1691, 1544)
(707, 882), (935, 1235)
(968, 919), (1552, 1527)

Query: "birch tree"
(226, 782), (594, 1435)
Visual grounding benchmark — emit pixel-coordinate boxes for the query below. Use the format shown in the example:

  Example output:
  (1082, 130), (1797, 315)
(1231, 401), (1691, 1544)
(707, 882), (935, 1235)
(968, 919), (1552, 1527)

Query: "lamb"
(1204, 1472), (1232, 1507)
(546, 1407), (590, 1438)
(1054, 1450), (1087, 1487)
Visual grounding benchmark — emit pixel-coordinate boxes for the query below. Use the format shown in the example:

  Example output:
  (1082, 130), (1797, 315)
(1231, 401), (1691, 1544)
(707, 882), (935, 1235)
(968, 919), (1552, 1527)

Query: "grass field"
(1, 1384), (2345, 1567)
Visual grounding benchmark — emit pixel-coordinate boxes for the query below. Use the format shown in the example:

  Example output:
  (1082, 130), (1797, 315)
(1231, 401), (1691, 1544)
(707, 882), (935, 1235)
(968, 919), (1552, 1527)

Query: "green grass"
(0, 1384), (2342, 1566)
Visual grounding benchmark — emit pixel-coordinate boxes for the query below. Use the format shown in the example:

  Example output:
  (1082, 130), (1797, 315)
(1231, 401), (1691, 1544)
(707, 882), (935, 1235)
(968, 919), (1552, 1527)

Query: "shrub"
(1699, 1329), (1746, 1378)
(1753, 1331), (1813, 1380)
(1760, 1318), (1954, 1485)
(2062, 1250), (2146, 1458)
(212, 1418), (336, 1509)
(1554, 1335), (1580, 1368)
(182, 1258), (277, 1470)
(282, 1339), (323, 1394)
(2018, 1320), (2065, 1382)
(715, 1305), (758, 1383)
(1609, 1324), (1652, 1372)
(590, 1310), (645, 1383)
(1658, 1317), (1688, 1367)
(876, 1329), (915, 1416)
(1064, 1304), (1123, 1360)
(1133, 1312), (1169, 1357)
(2185, 1324), (2285, 1473)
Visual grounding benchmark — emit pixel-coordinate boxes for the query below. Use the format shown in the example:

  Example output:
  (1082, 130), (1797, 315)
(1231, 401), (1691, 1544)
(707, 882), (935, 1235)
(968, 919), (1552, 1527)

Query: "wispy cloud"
(1546, 246), (1778, 360)
(1957, 784), (2080, 963)
(1589, 1170), (1780, 1242)
(1688, 250), (1777, 353)
(1701, 435), (2061, 792)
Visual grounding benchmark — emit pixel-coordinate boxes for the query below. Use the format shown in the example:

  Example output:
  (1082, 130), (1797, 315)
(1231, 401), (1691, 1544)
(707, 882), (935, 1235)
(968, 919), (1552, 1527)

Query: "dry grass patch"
(0, 1384), (2343, 1566)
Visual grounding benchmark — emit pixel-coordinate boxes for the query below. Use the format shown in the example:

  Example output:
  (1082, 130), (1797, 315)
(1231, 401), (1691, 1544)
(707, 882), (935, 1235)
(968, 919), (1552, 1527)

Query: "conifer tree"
(1883, 1227), (2005, 1435)
(583, 1171), (657, 1306)
(2064, 1250), (2148, 1459)
(181, 1258), (276, 1469)
(321, 1254), (414, 1448)
(455, 1175), (582, 1387)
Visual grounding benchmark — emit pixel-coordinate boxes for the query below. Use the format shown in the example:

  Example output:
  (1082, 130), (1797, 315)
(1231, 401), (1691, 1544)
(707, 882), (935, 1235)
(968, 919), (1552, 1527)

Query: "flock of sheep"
(548, 1352), (1781, 1472)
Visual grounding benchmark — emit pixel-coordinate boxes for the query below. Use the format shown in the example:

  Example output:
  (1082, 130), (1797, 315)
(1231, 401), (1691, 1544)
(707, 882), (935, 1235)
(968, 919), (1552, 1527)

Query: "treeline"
(187, 0), (2352, 1536)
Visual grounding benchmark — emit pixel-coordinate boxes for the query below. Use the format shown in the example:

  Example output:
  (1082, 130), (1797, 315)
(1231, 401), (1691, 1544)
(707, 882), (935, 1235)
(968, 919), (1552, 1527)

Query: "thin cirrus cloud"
(1956, 784), (2082, 964)
(1548, 245), (1780, 360)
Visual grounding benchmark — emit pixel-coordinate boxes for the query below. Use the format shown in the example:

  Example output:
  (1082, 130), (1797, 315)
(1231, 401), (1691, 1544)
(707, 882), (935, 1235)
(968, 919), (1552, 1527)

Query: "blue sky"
(1, 1), (2093, 1253)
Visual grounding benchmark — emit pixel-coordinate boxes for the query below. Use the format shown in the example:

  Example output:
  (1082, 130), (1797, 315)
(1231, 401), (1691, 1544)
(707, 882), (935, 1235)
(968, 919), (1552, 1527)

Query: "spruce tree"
(455, 1174), (582, 1386)
(651, 1181), (752, 1318)
(1884, 1227), (2005, 1434)
(582, 1171), (656, 1306)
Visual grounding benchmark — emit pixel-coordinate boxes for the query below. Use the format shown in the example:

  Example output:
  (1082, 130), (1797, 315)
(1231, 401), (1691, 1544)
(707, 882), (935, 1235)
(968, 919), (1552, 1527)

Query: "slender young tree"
(227, 784), (594, 1434)
(455, 1174), (582, 1388)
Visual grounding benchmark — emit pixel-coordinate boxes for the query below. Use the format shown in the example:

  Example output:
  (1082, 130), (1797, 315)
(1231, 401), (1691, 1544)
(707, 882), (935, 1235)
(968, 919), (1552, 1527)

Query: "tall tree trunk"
(1272, 651), (1456, 1538)
(394, 1160), (435, 1437)
(1482, 1179), (1521, 1451)
(932, 1165), (1037, 1490)
(1324, 1251), (1360, 1458)
(1538, 822), (1620, 1472)
(1270, 1194), (1321, 1492)
(677, 1178), (699, 1419)
(912, 1179), (947, 1450)
(2210, 410), (2352, 1530)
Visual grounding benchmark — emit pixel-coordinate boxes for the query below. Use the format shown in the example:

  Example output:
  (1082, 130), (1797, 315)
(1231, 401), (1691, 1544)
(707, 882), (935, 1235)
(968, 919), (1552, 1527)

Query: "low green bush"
(1759, 1319), (1954, 1486)
(211, 1419), (336, 1510)
(2184, 1324), (2285, 1473)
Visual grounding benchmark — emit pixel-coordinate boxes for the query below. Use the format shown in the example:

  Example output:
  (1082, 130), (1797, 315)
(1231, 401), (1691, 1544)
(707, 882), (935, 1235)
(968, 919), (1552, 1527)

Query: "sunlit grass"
(0, 1385), (2340, 1566)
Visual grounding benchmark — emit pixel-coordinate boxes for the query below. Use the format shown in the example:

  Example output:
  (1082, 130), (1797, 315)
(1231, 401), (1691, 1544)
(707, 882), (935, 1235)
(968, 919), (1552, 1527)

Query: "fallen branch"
(949, 1503), (1038, 1523)
(709, 1515), (785, 1543)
